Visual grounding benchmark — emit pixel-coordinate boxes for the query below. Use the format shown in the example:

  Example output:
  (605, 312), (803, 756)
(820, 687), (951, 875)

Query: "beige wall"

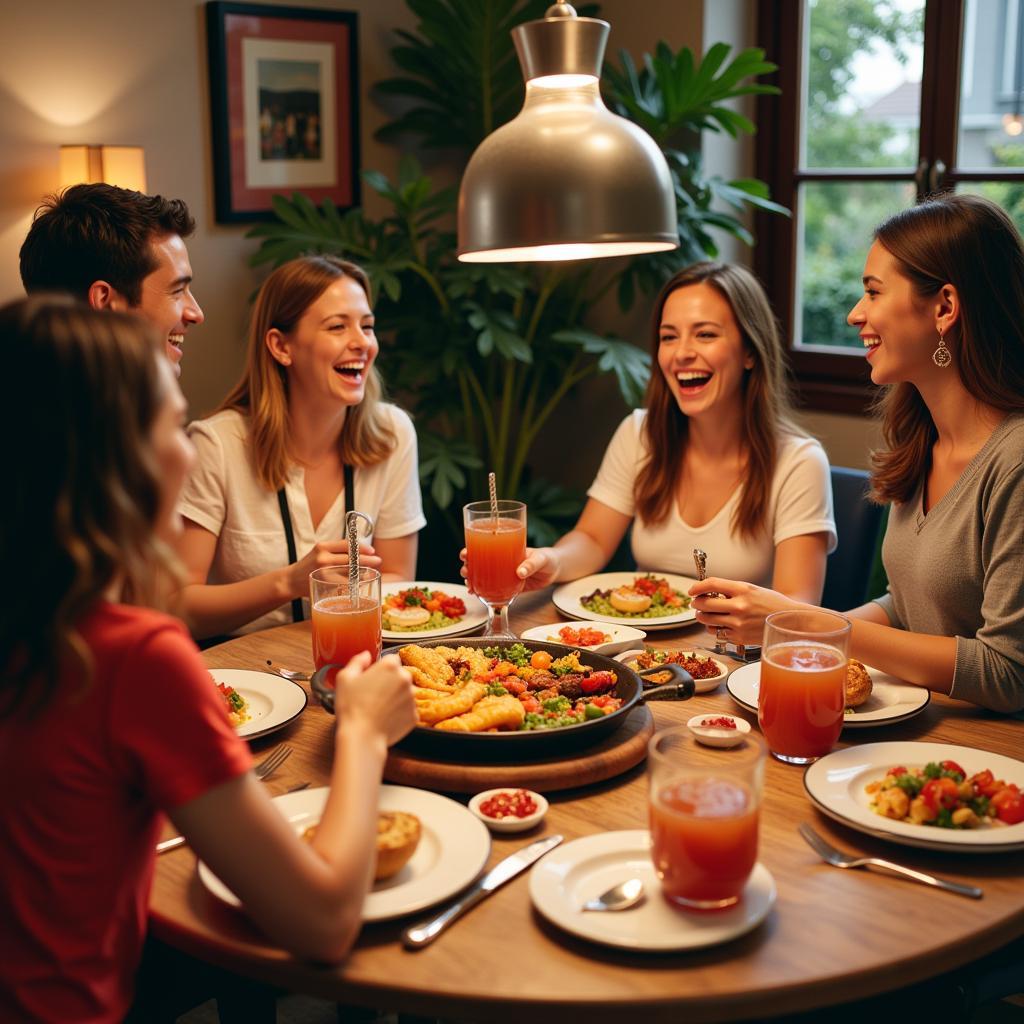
(0, 0), (875, 473)
(0, 0), (419, 416)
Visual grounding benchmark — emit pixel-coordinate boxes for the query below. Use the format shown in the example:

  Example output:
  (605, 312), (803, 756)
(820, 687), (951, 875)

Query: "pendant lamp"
(457, 1), (678, 263)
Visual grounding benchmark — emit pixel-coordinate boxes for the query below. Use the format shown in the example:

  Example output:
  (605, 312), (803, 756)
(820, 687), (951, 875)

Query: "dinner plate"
(198, 785), (491, 920)
(615, 648), (729, 694)
(381, 581), (487, 641)
(726, 661), (930, 728)
(208, 669), (307, 741)
(803, 742), (1024, 853)
(530, 830), (775, 951)
(519, 621), (646, 656)
(552, 572), (698, 630)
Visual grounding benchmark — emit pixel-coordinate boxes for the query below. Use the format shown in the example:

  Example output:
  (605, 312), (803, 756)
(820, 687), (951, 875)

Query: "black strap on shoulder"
(344, 464), (354, 514)
(277, 487), (304, 623)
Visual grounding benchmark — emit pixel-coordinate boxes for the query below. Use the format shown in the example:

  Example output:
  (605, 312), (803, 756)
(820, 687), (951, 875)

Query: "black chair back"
(822, 466), (886, 612)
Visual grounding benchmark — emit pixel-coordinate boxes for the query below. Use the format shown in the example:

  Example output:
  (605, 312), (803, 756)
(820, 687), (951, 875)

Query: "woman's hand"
(458, 545), (562, 593)
(288, 541), (381, 599)
(688, 577), (805, 647)
(332, 652), (416, 747)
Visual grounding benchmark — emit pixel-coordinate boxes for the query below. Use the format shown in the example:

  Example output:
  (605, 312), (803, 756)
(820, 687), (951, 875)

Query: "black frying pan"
(310, 637), (693, 761)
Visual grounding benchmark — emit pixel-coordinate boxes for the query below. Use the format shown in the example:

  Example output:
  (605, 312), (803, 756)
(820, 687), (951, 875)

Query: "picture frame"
(206, 1), (360, 223)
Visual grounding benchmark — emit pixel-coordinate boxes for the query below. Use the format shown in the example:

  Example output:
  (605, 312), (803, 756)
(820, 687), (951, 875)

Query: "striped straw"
(488, 471), (497, 531)
(346, 511), (374, 602)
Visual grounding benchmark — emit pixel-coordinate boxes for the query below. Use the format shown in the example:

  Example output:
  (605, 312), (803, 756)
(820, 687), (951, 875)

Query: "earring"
(932, 329), (951, 368)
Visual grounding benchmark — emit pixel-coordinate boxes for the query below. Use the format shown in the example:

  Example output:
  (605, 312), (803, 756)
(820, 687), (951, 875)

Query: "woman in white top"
(514, 262), (836, 598)
(177, 256), (426, 638)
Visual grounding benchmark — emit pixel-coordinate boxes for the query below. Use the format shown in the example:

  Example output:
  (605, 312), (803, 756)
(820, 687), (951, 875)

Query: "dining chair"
(822, 466), (886, 613)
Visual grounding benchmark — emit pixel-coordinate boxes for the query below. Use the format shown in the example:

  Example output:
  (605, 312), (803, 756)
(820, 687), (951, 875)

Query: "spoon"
(581, 878), (645, 913)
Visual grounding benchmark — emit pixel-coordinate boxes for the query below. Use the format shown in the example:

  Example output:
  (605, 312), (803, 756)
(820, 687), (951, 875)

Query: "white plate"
(530, 830), (775, 951)
(615, 648), (729, 694)
(726, 661), (930, 728)
(208, 669), (307, 741)
(803, 742), (1024, 853)
(198, 785), (491, 920)
(552, 572), (698, 631)
(381, 581), (487, 641)
(519, 621), (647, 656)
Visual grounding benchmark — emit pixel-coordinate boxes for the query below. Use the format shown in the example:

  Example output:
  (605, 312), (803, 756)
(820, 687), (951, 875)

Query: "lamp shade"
(457, 5), (677, 263)
(59, 145), (147, 192)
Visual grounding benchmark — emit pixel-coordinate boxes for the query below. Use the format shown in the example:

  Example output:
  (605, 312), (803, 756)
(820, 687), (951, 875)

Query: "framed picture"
(206, 2), (360, 223)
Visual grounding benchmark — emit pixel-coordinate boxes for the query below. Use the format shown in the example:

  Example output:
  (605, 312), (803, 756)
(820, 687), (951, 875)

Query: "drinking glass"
(309, 566), (382, 677)
(758, 609), (851, 765)
(463, 499), (527, 639)
(648, 725), (767, 910)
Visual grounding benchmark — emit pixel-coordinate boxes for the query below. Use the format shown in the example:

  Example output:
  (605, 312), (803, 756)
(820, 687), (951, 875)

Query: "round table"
(150, 589), (1024, 1022)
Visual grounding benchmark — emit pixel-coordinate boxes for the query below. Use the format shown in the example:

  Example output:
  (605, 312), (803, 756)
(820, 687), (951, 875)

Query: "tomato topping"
(479, 789), (538, 819)
(991, 786), (1024, 825)
(921, 777), (960, 811)
(886, 765), (908, 778)
(579, 670), (616, 695)
(530, 650), (553, 671)
(940, 759), (966, 779)
(557, 625), (611, 647)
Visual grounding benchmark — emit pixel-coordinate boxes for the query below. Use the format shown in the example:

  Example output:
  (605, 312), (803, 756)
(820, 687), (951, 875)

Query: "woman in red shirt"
(0, 297), (416, 1023)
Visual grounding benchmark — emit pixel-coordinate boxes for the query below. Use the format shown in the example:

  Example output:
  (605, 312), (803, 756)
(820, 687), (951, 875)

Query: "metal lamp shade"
(457, 12), (678, 263)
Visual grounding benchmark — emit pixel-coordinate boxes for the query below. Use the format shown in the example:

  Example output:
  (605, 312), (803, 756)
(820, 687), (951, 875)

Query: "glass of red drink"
(463, 499), (527, 639)
(648, 725), (767, 910)
(309, 567), (382, 679)
(758, 609), (851, 765)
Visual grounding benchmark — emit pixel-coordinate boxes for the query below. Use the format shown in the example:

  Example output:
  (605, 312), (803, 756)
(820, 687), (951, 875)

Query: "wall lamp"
(58, 145), (148, 192)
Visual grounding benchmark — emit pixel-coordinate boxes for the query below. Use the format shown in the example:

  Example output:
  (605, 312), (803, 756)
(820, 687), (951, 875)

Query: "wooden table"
(150, 590), (1024, 1022)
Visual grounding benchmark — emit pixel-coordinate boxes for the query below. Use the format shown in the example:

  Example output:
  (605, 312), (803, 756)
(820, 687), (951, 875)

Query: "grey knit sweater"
(872, 414), (1024, 713)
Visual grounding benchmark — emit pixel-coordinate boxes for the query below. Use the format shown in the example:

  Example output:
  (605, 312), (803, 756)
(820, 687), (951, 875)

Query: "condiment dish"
(520, 622), (646, 656)
(469, 788), (548, 833)
(686, 713), (751, 748)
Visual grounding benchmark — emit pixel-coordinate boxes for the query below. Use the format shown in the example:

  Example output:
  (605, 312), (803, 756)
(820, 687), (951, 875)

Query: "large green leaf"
(418, 432), (484, 509)
(553, 329), (651, 407)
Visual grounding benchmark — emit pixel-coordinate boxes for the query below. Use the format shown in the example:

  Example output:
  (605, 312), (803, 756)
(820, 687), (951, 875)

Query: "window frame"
(752, 0), (971, 413)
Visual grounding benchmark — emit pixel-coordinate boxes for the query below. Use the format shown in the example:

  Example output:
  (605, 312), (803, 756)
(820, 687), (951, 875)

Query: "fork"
(798, 823), (982, 899)
(254, 745), (292, 780)
(265, 661), (310, 682)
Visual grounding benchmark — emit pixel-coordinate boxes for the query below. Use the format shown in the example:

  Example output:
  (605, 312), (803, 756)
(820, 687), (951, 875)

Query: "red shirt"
(0, 603), (252, 1023)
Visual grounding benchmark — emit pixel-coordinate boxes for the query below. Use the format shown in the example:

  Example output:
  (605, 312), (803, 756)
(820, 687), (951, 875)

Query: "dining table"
(150, 588), (1024, 1022)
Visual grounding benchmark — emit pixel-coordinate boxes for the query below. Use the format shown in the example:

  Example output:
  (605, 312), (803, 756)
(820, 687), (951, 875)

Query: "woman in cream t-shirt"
(177, 256), (425, 638)
(512, 262), (836, 603)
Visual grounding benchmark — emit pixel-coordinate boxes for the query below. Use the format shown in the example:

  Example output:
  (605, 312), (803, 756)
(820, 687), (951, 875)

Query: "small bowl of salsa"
(686, 713), (751, 748)
(469, 788), (548, 833)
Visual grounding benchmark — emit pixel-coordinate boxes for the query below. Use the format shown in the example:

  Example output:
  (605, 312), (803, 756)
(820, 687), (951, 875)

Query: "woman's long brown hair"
(218, 255), (396, 491)
(0, 297), (179, 719)
(635, 262), (801, 538)
(870, 193), (1024, 503)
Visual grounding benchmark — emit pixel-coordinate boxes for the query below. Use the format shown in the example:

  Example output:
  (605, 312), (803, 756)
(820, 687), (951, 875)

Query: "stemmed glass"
(463, 499), (527, 639)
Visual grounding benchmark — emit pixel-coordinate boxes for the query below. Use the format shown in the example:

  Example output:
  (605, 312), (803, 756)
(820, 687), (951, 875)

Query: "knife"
(402, 834), (563, 949)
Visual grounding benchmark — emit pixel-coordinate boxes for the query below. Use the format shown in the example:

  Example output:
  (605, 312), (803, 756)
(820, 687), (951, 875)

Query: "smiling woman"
(175, 255), (426, 639)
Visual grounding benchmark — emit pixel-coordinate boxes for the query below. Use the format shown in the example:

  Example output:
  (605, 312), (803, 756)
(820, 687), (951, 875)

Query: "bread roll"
(845, 658), (873, 708)
(375, 811), (421, 880)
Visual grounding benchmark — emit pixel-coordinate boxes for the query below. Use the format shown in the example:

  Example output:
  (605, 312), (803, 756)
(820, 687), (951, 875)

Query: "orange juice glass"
(648, 726), (766, 909)
(309, 567), (382, 681)
(463, 499), (526, 639)
(759, 609), (851, 765)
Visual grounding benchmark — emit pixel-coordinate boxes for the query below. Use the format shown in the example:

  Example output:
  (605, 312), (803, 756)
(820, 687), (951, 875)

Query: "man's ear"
(265, 327), (292, 367)
(87, 280), (128, 312)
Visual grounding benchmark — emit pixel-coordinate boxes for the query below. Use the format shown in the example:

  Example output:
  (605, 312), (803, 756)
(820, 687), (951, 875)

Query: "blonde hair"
(0, 297), (181, 718)
(219, 255), (396, 490)
(635, 262), (802, 538)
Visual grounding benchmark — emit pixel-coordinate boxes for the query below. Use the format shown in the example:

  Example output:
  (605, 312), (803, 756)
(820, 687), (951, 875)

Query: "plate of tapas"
(726, 659), (930, 727)
(519, 621), (646, 656)
(208, 669), (307, 741)
(381, 582), (487, 641)
(552, 572), (697, 630)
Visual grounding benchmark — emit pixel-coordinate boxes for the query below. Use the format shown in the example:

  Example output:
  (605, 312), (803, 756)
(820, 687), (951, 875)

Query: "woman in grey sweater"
(689, 193), (1024, 714)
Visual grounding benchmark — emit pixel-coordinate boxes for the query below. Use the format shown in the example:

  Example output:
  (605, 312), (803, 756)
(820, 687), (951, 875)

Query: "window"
(754, 0), (1024, 411)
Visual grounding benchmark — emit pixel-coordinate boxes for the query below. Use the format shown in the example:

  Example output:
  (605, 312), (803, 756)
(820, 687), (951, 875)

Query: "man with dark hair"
(19, 183), (204, 376)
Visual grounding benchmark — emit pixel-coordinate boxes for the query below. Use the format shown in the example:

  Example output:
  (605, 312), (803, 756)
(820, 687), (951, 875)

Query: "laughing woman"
(177, 256), (425, 638)
(690, 194), (1024, 713)
(513, 262), (836, 604)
